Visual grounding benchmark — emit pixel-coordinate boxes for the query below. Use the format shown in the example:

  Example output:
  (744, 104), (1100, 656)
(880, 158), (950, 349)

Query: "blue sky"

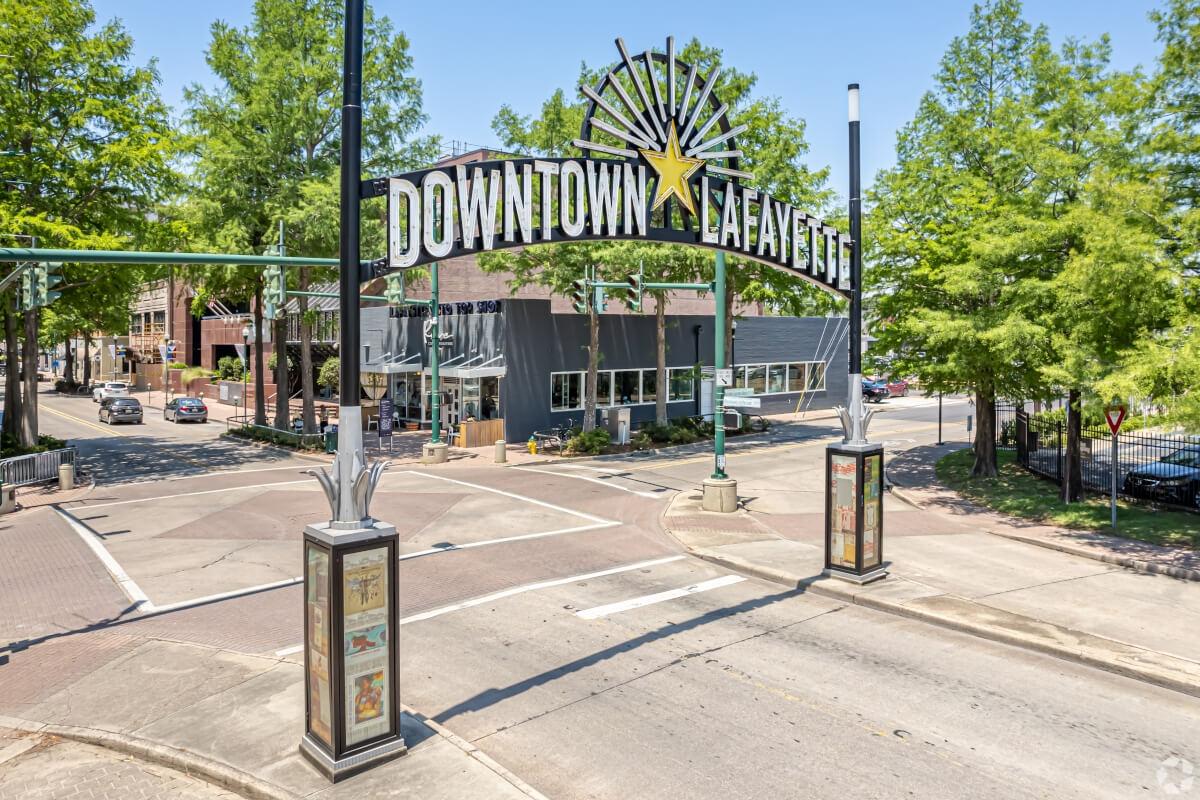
(92, 0), (1162, 203)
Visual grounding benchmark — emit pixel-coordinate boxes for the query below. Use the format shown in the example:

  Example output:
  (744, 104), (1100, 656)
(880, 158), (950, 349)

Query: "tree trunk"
(299, 267), (316, 434)
(253, 280), (266, 426)
(82, 334), (92, 388)
(655, 296), (667, 425)
(20, 308), (38, 447)
(583, 299), (598, 432)
(1062, 388), (1084, 503)
(63, 336), (74, 387)
(2, 300), (22, 444)
(971, 385), (997, 477)
(273, 314), (289, 430)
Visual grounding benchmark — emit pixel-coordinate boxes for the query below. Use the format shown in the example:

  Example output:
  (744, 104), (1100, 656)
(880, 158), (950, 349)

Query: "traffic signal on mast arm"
(625, 271), (643, 312)
(384, 273), (405, 305)
(262, 264), (285, 320)
(38, 262), (63, 306)
(19, 265), (34, 311)
(571, 278), (590, 314)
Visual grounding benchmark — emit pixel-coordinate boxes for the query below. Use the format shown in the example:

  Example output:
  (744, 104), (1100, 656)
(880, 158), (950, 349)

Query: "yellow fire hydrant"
(527, 436), (538, 455)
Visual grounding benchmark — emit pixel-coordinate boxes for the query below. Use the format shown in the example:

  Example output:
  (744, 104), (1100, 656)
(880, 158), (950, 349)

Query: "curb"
(218, 432), (331, 464)
(889, 483), (1200, 584)
(401, 706), (551, 800)
(0, 716), (296, 800)
(683, 542), (1200, 701)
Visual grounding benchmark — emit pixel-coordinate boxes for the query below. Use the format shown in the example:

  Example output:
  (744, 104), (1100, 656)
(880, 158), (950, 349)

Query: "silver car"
(93, 381), (129, 403)
(164, 397), (208, 423)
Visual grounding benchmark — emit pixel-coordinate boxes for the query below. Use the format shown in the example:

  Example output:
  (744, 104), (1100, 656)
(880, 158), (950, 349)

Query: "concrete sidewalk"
(660, 442), (1200, 700)
(0, 638), (547, 800)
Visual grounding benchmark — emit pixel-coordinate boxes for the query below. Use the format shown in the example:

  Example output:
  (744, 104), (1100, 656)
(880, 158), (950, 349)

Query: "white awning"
(423, 354), (505, 379)
(361, 354), (423, 374)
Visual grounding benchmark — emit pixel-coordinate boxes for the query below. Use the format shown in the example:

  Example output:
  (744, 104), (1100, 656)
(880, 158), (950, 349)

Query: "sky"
(91, 0), (1163, 205)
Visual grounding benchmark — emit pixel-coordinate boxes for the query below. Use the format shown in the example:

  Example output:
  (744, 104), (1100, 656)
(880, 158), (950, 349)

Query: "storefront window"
(551, 372), (583, 411)
(747, 365), (767, 395)
(480, 376), (500, 419)
(462, 378), (481, 420)
(596, 371), (612, 407)
(733, 366), (747, 389)
(767, 364), (787, 394)
(615, 370), (639, 405)
(808, 362), (827, 391)
(669, 368), (694, 401)
(788, 363), (807, 392)
(641, 370), (657, 405)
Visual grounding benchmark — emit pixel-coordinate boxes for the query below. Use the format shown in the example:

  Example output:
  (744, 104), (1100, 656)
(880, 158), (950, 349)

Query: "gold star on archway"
(640, 121), (704, 216)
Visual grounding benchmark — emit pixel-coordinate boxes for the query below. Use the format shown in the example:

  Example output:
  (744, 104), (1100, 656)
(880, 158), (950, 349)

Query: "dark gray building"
(361, 299), (849, 443)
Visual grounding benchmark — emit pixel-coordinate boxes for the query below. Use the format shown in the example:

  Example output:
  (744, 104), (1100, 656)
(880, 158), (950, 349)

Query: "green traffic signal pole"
(712, 251), (727, 480)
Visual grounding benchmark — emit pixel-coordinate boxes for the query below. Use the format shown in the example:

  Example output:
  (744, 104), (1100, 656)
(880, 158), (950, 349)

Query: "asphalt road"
(10, 389), (1199, 799)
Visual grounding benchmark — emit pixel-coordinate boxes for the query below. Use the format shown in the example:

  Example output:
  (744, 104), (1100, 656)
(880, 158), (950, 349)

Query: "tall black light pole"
(299, 0), (406, 780)
(847, 83), (864, 444)
(337, 0), (364, 505)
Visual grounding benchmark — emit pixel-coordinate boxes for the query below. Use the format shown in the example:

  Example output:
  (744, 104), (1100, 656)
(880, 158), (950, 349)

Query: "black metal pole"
(937, 391), (943, 445)
(338, 0), (363, 408)
(848, 84), (864, 442)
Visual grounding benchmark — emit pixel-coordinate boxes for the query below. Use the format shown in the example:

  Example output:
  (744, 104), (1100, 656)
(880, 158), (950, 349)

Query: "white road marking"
(404, 470), (617, 524)
(53, 507), (155, 612)
(575, 574), (747, 620)
(146, 576), (303, 615)
(398, 555), (686, 625)
(511, 466), (666, 499)
(397, 521), (619, 561)
(76, 478), (315, 510)
(275, 644), (304, 657)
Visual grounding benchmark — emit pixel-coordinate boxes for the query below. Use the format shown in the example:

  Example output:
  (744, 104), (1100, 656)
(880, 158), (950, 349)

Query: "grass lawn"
(935, 448), (1199, 550)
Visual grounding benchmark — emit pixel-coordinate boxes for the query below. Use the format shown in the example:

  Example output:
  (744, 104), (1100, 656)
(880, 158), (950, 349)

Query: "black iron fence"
(1013, 409), (1200, 511)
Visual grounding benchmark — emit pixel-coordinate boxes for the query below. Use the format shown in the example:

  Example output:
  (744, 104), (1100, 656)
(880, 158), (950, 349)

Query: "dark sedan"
(1123, 446), (1200, 508)
(164, 397), (208, 423)
(99, 397), (144, 425)
(862, 380), (890, 403)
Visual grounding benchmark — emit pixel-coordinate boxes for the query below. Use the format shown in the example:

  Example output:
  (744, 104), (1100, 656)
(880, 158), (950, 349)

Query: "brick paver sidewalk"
(0, 730), (239, 800)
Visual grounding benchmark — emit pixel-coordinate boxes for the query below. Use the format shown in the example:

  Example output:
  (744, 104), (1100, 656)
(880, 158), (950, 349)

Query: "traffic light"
(625, 271), (643, 311)
(262, 264), (285, 320)
(19, 265), (34, 311)
(570, 278), (590, 314)
(593, 285), (607, 313)
(384, 273), (405, 305)
(38, 262), (63, 306)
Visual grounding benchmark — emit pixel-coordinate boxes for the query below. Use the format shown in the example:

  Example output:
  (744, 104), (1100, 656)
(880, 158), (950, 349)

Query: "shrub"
(566, 428), (611, 455)
(167, 361), (189, 370)
(0, 432), (67, 458)
(216, 356), (244, 381)
(631, 431), (654, 451)
(318, 357), (339, 391)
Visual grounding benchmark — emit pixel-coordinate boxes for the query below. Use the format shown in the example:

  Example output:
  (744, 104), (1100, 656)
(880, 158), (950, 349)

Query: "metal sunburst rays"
(575, 36), (753, 183)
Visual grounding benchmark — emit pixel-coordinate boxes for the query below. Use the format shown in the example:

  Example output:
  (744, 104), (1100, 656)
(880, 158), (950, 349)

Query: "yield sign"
(1105, 404), (1127, 435)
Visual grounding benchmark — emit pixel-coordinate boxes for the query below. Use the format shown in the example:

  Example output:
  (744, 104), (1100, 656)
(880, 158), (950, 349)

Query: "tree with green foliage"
(183, 0), (435, 430)
(0, 0), (174, 445)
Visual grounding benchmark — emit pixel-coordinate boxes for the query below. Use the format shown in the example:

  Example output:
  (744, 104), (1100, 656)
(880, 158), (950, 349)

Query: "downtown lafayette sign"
(363, 37), (852, 298)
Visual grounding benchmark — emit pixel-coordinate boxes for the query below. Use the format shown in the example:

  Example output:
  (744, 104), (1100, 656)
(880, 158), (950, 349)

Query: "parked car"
(93, 381), (130, 403)
(862, 379), (890, 403)
(164, 397), (208, 423)
(99, 397), (143, 425)
(1123, 446), (1200, 508)
(886, 378), (909, 397)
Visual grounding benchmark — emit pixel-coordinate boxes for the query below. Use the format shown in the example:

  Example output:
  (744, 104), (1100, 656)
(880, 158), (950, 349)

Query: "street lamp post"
(825, 83), (886, 584)
(701, 251), (737, 512)
(299, 0), (405, 781)
(241, 325), (251, 421)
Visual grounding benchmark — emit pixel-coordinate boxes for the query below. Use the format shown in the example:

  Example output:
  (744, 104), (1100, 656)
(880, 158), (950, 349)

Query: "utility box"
(602, 407), (631, 445)
(824, 442), (887, 584)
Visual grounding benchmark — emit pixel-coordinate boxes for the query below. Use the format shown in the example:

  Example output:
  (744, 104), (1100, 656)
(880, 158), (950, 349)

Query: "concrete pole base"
(421, 442), (449, 464)
(494, 440), (507, 464)
(59, 463), (75, 491)
(701, 478), (739, 513)
(0, 486), (15, 514)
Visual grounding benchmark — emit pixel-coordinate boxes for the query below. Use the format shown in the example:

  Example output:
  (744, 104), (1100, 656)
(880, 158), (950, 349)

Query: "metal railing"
(1014, 409), (1200, 511)
(227, 419), (327, 450)
(0, 447), (76, 487)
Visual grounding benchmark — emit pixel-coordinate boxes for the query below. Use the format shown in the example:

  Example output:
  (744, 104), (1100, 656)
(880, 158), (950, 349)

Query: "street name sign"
(723, 395), (761, 408)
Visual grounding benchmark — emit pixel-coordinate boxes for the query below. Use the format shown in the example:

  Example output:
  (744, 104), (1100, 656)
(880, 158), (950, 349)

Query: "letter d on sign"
(389, 178), (421, 269)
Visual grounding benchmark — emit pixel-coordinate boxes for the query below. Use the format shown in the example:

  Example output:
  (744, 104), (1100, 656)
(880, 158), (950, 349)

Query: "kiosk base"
(824, 567), (888, 585)
(300, 732), (407, 783)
